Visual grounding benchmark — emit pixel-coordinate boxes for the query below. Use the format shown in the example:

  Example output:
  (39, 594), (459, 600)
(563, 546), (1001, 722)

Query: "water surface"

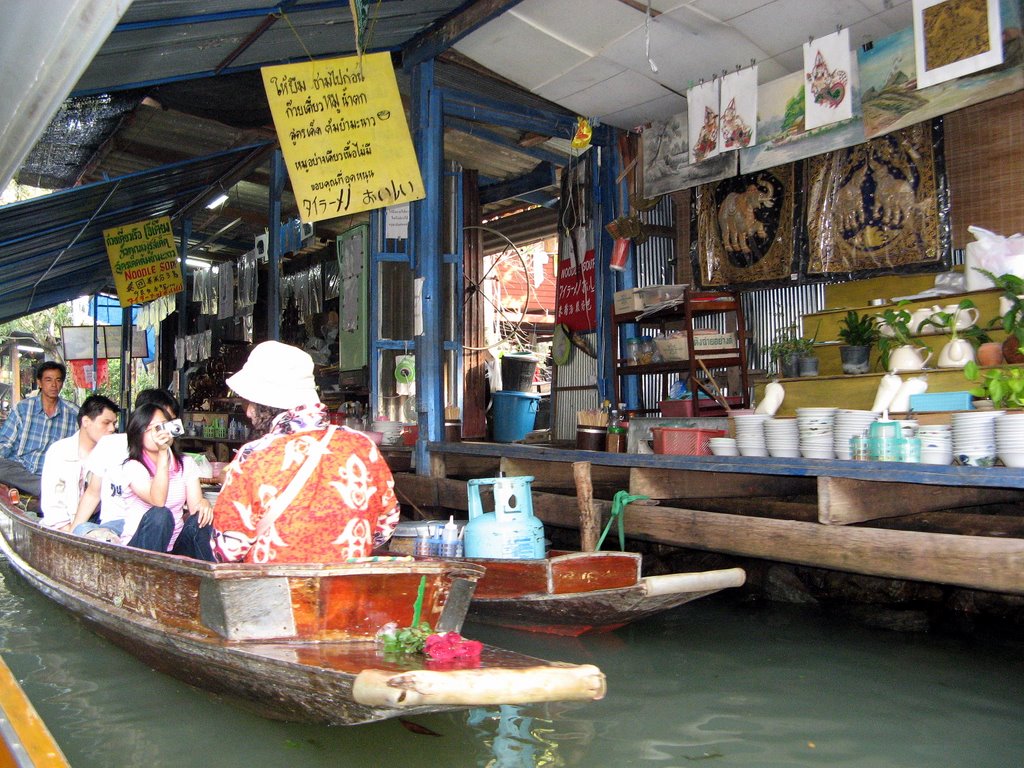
(0, 562), (1020, 767)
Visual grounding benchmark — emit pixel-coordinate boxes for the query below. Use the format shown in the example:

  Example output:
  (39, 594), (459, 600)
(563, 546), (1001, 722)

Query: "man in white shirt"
(65, 388), (179, 537)
(39, 395), (119, 529)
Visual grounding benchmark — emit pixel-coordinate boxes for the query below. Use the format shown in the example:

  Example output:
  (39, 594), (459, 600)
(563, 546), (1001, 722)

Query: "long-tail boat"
(0, 489), (605, 726)
(463, 550), (746, 636)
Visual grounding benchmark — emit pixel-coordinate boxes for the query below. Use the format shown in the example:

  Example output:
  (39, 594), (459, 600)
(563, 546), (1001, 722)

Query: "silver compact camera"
(158, 418), (185, 437)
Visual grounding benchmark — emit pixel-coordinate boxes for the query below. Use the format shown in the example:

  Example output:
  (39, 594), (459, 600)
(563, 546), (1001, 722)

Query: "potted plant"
(964, 361), (1024, 410)
(973, 268), (1024, 364)
(875, 302), (930, 371)
(836, 310), (879, 374)
(767, 326), (802, 378)
(915, 298), (990, 369)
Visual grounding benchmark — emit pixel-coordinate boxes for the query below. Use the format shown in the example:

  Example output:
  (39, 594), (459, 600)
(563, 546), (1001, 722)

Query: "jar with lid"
(639, 335), (656, 364)
(625, 337), (642, 365)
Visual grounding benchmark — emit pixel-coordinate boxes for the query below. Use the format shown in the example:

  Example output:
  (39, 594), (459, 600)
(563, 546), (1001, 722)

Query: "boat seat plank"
(630, 467), (814, 500)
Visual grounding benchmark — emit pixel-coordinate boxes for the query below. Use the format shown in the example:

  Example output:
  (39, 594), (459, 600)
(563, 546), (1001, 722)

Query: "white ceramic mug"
(887, 345), (932, 372)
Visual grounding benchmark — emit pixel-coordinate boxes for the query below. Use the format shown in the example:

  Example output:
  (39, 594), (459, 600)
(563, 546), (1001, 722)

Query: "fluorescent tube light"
(205, 193), (229, 209)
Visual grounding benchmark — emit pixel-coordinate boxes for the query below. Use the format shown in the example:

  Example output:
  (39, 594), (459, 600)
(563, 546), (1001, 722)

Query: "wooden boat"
(464, 550), (746, 636)
(0, 492), (606, 726)
(0, 655), (70, 767)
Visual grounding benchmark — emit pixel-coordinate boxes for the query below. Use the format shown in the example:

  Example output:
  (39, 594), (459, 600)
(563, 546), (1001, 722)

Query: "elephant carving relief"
(717, 180), (775, 254)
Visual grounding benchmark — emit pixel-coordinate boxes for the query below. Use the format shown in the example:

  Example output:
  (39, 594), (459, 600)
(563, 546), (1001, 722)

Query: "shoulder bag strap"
(254, 425), (336, 539)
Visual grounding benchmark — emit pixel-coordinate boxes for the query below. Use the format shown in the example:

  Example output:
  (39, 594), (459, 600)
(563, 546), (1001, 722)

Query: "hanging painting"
(914, 0), (1003, 88)
(859, 0), (1022, 139)
(805, 122), (949, 278)
(740, 70), (865, 174)
(642, 111), (738, 197)
(803, 28), (854, 129)
(687, 79), (722, 164)
(718, 66), (758, 153)
(692, 164), (798, 289)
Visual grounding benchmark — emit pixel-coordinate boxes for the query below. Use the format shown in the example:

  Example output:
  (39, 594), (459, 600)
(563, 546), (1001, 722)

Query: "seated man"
(65, 388), (179, 539)
(0, 362), (79, 499)
(39, 395), (119, 529)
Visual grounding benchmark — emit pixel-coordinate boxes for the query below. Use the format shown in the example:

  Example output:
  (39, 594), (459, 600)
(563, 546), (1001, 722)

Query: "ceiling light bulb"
(206, 193), (229, 209)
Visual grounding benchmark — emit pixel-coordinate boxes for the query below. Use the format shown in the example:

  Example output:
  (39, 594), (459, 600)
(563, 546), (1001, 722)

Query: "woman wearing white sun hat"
(210, 341), (399, 563)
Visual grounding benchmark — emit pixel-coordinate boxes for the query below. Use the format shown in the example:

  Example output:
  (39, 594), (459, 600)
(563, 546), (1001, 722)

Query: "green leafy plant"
(974, 268), (1024, 361)
(964, 361), (1024, 409)
(836, 310), (880, 348)
(875, 302), (928, 369)
(379, 621), (433, 654)
(915, 298), (990, 346)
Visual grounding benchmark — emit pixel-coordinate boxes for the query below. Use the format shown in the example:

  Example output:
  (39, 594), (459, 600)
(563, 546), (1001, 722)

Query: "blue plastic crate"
(908, 391), (974, 413)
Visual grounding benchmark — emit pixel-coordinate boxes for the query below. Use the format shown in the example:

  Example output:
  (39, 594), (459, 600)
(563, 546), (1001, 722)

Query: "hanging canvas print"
(804, 29), (854, 129)
(740, 70), (865, 174)
(859, 0), (1022, 139)
(805, 122), (948, 277)
(692, 164), (797, 289)
(914, 0), (1003, 88)
(718, 66), (758, 153)
(687, 79), (722, 164)
(642, 111), (738, 197)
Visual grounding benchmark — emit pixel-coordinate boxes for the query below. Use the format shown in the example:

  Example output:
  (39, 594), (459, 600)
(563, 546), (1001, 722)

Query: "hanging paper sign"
(913, 0), (1004, 89)
(804, 28), (854, 129)
(718, 66), (758, 152)
(555, 249), (596, 331)
(261, 52), (425, 222)
(103, 215), (183, 308)
(687, 79), (721, 163)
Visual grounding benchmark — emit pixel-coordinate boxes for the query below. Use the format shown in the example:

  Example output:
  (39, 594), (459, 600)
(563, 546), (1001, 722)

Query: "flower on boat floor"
(424, 632), (482, 664)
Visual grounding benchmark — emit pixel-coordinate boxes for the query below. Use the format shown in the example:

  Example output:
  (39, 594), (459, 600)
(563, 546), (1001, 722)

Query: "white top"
(84, 433), (129, 524)
(39, 432), (85, 529)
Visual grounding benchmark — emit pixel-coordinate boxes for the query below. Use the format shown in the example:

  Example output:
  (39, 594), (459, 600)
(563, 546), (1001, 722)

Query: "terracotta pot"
(977, 342), (1004, 367)
(1003, 336), (1024, 364)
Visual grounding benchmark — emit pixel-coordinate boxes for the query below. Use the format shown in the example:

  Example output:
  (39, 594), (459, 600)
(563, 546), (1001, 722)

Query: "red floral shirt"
(212, 407), (398, 563)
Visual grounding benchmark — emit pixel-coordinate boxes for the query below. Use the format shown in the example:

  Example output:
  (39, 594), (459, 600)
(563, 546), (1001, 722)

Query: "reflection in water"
(0, 559), (1022, 767)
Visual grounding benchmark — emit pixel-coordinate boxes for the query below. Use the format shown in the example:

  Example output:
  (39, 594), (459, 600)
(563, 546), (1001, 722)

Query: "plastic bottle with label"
(440, 516), (463, 558)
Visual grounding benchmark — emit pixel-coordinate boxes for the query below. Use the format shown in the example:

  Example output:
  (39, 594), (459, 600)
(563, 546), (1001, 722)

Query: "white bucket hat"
(226, 341), (320, 410)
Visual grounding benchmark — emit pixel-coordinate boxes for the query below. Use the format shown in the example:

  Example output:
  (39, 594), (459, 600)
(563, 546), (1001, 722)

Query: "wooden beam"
(500, 457), (629, 492)
(573, 462), (599, 551)
(818, 476), (1024, 525)
(630, 467), (814, 499)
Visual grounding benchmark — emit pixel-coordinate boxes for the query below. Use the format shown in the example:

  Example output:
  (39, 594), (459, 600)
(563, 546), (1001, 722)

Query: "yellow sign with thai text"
(261, 52), (425, 222)
(103, 216), (183, 307)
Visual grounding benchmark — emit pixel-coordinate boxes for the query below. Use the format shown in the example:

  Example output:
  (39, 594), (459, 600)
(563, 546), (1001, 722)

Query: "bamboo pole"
(573, 461), (599, 552)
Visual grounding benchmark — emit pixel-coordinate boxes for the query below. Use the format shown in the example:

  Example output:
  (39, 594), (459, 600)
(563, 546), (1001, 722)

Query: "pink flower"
(424, 632), (483, 664)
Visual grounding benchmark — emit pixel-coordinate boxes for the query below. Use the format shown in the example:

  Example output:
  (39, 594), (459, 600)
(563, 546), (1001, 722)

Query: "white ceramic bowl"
(709, 445), (740, 457)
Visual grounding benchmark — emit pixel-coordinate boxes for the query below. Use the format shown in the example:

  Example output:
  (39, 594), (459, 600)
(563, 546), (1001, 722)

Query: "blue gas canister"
(464, 475), (545, 559)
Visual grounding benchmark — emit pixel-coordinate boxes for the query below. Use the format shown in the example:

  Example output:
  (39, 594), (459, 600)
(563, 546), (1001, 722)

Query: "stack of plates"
(917, 424), (953, 465)
(995, 413), (1024, 468)
(832, 410), (878, 460)
(797, 407), (837, 460)
(731, 414), (769, 457)
(763, 418), (800, 458)
(951, 410), (1004, 467)
(708, 437), (739, 457)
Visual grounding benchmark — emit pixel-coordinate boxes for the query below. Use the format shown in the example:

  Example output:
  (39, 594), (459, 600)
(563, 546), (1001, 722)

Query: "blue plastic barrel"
(491, 391), (540, 442)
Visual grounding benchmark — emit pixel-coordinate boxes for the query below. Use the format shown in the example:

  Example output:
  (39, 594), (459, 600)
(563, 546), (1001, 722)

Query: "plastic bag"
(965, 226), (1024, 291)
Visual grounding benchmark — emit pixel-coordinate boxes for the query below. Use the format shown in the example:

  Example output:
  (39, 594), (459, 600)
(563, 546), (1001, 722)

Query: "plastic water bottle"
(414, 529), (431, 557)
(428, 524), (443, 557)
(440, 516), (462, 558)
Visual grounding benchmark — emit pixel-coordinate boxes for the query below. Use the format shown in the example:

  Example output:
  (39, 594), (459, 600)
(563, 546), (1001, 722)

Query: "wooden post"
(573, 461), (599, 551)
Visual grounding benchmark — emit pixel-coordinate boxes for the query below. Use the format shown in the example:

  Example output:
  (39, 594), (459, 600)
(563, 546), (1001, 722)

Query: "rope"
(596, 490), (649, 551)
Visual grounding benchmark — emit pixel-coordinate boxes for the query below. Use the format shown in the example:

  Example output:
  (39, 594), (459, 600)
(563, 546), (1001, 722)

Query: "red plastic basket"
(651, 427), (727, 456)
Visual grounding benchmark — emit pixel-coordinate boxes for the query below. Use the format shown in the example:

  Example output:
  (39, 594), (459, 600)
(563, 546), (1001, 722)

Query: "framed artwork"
(805, 122), (949, 278)
(692, 164), (798, 289)
(914, 0), (1003, 88)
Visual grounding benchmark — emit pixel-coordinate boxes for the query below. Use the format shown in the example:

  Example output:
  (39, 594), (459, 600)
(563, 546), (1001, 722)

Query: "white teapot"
(910, 306), (939, 335)
(937, 338), (976, 368)
(887, 344), (932, 372)
(942, 304), (980, 330)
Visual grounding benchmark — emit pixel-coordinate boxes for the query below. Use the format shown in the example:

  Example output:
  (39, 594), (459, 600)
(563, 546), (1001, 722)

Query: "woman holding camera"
(120, 402), (214, 560)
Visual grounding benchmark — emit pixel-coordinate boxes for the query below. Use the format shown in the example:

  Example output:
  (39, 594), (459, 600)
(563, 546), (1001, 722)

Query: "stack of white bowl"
(732, 414), (769, 457)
(917, 424), (953, 465)
(832, 410), (878, 460)
(797, 407), (837, 459)
(763, 418), (800, 458)
(995, 413), (1024, 468)
(951, 410), (1004, 467)
(708, 436), (739, 456)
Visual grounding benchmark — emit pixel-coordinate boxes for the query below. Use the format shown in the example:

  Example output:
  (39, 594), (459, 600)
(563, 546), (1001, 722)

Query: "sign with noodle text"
(103, 216), (183, 307)
(261, 53), (425, 222)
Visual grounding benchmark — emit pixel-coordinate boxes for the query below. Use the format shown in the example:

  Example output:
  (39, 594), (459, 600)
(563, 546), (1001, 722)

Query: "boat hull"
(463, 551), (746, 636)
(0, 496), (606, 724)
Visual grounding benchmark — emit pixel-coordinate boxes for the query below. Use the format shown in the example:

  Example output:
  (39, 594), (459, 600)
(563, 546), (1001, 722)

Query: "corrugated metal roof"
(0, 142), (272, 324)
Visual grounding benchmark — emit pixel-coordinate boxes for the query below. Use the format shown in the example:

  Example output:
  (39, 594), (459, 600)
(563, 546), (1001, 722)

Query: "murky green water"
(0, 559), (1020, 767)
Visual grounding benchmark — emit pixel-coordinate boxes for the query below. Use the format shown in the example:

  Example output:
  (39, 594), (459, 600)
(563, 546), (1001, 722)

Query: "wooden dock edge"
(0, 656), (69, 767)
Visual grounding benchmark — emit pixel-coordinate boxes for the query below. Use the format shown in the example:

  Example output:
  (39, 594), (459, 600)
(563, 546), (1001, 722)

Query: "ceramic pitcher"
(887, 344), (932, 372)
(937, 338), (976, 368)
(942, 305), (980, 330)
